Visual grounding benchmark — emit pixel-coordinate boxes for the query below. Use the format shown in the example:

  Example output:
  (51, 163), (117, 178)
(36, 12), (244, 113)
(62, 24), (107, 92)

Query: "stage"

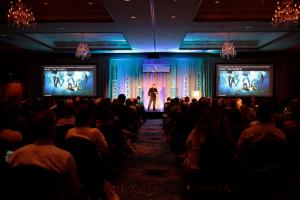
(145, 110), (163, 119)
(108, 57), (212, 110)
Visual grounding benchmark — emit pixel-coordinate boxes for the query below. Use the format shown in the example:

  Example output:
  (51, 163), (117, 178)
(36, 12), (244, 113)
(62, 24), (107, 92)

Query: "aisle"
(115, 119), (182, 200)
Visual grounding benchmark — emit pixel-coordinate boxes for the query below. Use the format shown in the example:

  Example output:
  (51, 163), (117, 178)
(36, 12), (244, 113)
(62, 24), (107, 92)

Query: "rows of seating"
(0, 95), (145, 200)
(1, 94), (300, 199)
(163, 96), (300, 200)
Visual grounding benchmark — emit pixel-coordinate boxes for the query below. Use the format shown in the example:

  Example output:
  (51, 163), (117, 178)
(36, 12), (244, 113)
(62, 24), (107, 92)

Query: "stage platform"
(145, 110), (163, 119)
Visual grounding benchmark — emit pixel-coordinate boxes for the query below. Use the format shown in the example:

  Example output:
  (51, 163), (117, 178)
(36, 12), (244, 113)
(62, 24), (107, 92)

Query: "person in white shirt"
(66, 104), (108, 154)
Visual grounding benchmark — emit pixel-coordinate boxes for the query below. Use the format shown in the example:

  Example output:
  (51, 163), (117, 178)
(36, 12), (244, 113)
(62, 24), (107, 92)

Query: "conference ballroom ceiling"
(0, 0), (300, 54)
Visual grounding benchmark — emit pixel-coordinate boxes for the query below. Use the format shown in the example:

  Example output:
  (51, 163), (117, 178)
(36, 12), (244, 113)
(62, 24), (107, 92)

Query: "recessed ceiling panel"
(181, 32), (288, 50)
(0, 0), (113, 23)
(194, 0), (276, 22)
(26, 33), (131, 51)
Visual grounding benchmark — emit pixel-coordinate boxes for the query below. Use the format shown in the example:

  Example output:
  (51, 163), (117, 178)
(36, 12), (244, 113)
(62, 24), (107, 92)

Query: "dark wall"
(0, 51), (299, 100)
(0, 53), (110, 99)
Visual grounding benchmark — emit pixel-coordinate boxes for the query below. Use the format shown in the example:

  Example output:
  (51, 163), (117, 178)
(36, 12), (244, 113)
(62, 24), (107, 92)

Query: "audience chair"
(7, 164), (62, 200)
(64, 137), (107, 200)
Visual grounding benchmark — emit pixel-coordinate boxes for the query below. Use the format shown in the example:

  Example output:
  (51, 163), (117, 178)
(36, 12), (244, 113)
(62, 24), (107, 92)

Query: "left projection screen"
(42, 65), (97, 97)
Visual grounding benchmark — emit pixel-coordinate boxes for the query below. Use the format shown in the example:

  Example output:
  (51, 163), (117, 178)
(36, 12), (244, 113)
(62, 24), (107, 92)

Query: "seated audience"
(66, 103), (108, 155)
(0, 108), (23, 155)
(182, 118), (207, 173)
(56, 99), (75, 127)
(237, 103), (287, 173)
(8, 110), (81, 200)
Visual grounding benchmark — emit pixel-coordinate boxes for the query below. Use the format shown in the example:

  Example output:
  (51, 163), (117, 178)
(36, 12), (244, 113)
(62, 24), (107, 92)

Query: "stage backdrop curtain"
(109, 58), (143, 99)
(109, 57), (209, 110)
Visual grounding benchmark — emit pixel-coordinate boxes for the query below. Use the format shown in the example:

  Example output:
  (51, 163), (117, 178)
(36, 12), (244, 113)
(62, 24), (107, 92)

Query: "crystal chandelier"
(221, 33), (236, 60)
(75, 33), (91, 60)
(7, 0), (36, 29)
(272, 0), (300, 26)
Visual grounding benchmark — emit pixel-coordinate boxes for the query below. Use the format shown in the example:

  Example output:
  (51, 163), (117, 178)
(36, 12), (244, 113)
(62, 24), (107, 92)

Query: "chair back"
(54, 125), (74, 148)
(0, 156), (9, 199)
(238, 139), (288, 200)
(8, 164), (62, 200)
(246, 139), (287, 172)
(64, 137), (106, 199)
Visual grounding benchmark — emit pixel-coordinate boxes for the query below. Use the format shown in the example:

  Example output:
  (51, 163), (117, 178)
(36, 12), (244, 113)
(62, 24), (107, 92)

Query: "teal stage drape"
(109, 56), (212, 110)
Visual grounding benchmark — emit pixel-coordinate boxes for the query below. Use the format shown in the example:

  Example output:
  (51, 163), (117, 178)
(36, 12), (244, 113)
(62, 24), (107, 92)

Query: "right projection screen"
(216, 64), (273, 97)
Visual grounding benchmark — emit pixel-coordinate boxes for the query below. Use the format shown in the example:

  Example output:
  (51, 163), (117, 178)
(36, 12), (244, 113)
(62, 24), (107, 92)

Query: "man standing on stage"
(148, 83), (158, 111)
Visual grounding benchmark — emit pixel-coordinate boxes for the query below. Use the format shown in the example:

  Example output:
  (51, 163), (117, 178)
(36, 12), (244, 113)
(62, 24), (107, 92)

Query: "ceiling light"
(221, 41), (236, 59)
(214, 0), (221, 4)
(272, 0), (300, 26)
(171, 15), (176, 19)
(124, 0), (131, 1)
(43, 2), (48, 5)
(75, 33), (91, 61)
(1, 34), (7, 37)
(8, 0), (36, 29)
(130, 16), (136, 19)
(88, 2), (94, 5)
(76, 43), (91, 60)
(220, 33), (236, 60)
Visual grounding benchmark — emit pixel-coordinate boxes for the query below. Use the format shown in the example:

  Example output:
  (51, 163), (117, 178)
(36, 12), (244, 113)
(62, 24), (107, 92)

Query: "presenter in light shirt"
(148, 83), (158, 111)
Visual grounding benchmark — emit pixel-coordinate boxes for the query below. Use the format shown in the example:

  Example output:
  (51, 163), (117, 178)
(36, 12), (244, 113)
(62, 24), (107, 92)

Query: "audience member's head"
(30, 110), (56, 140)
(64, 100), (74, 116)
(98, 98), (111, 108)
(174, 97), (180, 104)
(132, 98), (138, 105)
(118, 94), (126, 105)
(31, 98), (44, 112)
(249, 95), (256, 105)
(184, 96), (190, 103)
(75, 104), (93, 127)
(75, 96), (81, 103)
(256, 103), (273, 122)
(126, 98), (133, 106)
(235, 98), (243, 109)
(227, 108), (243, 125)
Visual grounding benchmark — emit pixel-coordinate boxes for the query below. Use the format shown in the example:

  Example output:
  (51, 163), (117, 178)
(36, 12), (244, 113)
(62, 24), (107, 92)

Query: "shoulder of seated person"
(90, 127), (103, 133)
(0, 129), (23, 141)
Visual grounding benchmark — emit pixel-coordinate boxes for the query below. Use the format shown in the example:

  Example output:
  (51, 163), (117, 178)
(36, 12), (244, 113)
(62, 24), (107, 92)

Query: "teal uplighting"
(180, 32), (224, 53)
(26, 32), (131, 52)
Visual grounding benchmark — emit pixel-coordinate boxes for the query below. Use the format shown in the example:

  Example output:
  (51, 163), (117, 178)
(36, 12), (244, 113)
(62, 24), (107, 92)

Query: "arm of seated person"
(122, 129), (136, 137)
(93, 128), (109, 154)
(65, 155), (82, 200)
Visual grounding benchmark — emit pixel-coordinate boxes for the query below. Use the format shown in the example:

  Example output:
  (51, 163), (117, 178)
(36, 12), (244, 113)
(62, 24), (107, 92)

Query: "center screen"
(43, 65), (97, 96)
(216, 64), (273, 97)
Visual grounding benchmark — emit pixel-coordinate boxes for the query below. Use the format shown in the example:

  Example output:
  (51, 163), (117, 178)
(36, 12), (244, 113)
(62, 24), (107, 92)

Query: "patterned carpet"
(114, 119), (183, 200)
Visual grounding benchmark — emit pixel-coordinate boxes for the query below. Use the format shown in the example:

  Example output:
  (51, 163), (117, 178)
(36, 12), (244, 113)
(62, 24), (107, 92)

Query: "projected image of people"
(44, 70), (94, 96)
(218, 70), (271, 96)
